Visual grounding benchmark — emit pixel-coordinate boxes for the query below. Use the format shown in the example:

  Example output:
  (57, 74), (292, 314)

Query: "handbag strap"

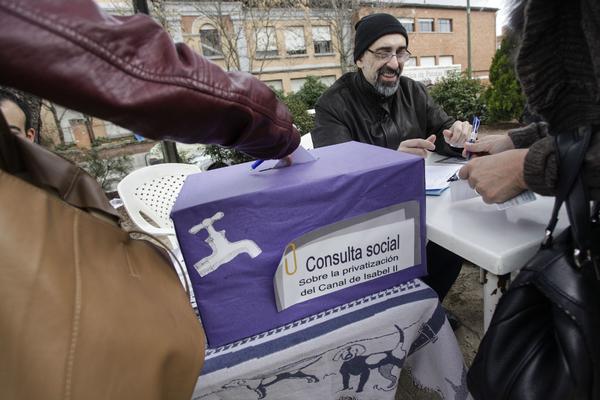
(547, 126), (598, 274)
(544, 126), (591, 239)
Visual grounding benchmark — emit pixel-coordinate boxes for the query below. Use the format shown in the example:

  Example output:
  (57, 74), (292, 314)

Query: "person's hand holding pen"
(458, 149), (529, 203)
(251, 155), (293, 170)
(251, 124), (299, 170)
(461, 134), (515, 159)
(462, 116), (480, 160)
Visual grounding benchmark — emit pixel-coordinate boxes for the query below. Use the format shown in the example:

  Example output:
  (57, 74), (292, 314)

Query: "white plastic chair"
(117, 163), (201, 250)
(118, 163), (201, 306)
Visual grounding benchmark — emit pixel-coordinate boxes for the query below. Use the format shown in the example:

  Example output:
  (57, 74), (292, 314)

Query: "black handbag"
(467, 126), (600, 400)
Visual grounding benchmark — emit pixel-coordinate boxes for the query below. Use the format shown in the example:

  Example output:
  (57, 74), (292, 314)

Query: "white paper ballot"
(425, 165), (461, 190)
(450, 179), (479, 201)
(273, 145), (317, 168)
(496, 190), (537, 210)
(450, 178), (537, 210)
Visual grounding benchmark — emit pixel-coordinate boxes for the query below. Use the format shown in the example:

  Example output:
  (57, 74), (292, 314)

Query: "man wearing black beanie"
(312, 13), (471, 306)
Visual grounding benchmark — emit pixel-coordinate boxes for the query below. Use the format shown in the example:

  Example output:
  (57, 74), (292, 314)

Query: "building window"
(398, 18), (414, 33)
(418, 18), (434, 33)
(263, 80), (283, 92)
(439, 55), (454, 66)
(312, 26), (333, 54)
(406, 57), (417, 67)
(319, 75), (336, 86)
(284, 27), (307, 56)
(290, 78), (307, 93)
(292, 75), (336, 92)
(199, 25), (222, 58)
(420, 56), (436, 67)
(439, 19), (453, 33)
(256, 27), (278, 58)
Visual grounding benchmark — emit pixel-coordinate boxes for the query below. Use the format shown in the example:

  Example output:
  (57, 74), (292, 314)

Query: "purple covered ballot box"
(171, 141), (426, 346)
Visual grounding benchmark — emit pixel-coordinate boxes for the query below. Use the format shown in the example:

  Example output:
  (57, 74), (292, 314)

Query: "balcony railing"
(402, 64), (462, 85)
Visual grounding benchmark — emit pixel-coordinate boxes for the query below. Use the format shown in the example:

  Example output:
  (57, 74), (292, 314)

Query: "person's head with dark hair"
(0, 88), (36, 142)
(508, 0), (600, 132)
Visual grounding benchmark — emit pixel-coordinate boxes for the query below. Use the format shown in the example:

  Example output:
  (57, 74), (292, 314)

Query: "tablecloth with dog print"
(192, 279), (470, 400)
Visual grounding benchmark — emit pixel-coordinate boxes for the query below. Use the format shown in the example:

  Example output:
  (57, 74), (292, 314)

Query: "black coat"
(312, 71), (460, 156)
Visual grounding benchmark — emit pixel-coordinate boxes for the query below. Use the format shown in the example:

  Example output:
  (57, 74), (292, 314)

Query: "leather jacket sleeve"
(0, 0), (299, 159)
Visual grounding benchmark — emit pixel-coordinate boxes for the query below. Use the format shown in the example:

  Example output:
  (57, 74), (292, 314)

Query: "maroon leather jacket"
(0, 0), (299, 159)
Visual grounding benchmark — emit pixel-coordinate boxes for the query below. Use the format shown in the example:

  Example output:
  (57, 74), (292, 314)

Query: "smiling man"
(313, 13), (471, 158)
(312, 13), (468, 304)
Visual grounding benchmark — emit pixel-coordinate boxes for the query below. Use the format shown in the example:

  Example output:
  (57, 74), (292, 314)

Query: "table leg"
(482, 270), (511, 330)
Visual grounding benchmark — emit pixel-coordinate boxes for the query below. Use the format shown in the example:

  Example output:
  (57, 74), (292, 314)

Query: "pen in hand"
(465, 116), (480, 160)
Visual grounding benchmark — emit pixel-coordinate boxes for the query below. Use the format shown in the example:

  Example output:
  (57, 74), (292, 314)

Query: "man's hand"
(398, 134), (436, 158)
(461, 135), (514, 158)
(458, 149), (529, 203)
(443, 120), (472, 147)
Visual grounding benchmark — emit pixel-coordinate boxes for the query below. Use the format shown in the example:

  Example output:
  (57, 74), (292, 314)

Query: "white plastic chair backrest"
(117, 163), (201, 247)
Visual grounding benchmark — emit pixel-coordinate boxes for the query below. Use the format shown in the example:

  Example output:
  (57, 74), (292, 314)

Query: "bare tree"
(83, 114), (96, 144)
(243, 0), (299, 78)
(165, 1), (299, 76)
(41, 101), (67, 145)
(305, 0), (360, 73)
(187, 1), (245, 71)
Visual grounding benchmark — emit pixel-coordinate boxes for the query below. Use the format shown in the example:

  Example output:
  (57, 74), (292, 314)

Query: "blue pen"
(251, 159), (265, 170)
(465, 116), (480, 160)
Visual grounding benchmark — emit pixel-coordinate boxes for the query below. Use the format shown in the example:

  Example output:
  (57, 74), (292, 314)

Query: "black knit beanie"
(354, 13), (409, 62)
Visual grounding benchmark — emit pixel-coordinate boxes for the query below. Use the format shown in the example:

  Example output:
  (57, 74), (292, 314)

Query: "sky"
(487, 0), (510, 35)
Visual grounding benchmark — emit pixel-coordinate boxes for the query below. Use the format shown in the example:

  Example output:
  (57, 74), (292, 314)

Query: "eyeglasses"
(367, 48), (412, 63)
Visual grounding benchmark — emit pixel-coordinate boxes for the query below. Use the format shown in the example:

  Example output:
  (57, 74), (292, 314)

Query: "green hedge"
(485, 36), (526, 122)
(429, 71), (487, 123)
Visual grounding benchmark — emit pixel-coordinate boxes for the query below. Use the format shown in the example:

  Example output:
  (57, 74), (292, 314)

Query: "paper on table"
(495, 190), (536, 210)
(435, 156), (468, 165)
(450, 179), (479, 201)
(425, 165), (461, 191)
(450, 178), (537, 209)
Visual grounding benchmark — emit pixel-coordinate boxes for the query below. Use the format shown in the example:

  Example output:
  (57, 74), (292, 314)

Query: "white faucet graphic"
(189, 211), (262, 277)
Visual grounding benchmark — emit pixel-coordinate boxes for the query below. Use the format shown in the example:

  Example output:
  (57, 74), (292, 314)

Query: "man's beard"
(374, 66), (401, 97)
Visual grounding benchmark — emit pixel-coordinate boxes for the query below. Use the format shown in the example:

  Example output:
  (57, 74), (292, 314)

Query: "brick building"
(368, 2), (497, 80)
(44, 0), (497, 147)
(94, 0), (497, 91)
(164, 1), (498, 93)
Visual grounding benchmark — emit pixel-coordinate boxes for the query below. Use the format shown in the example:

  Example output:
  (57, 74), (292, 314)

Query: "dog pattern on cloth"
(192, 281), (471, 400)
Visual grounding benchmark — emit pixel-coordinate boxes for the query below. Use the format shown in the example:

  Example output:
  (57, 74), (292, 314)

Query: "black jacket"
(312, 71), (459, 156)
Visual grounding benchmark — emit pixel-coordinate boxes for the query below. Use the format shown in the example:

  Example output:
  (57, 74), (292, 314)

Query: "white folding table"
(425, 155), (568, 328)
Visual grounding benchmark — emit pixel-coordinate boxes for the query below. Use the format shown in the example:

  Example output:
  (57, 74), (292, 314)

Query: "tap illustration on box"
(189, 211), (262, 277)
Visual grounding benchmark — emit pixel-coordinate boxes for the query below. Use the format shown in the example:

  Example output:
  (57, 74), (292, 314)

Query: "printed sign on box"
(171, 141), (427, 347)
(274, 203), (419, 310)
